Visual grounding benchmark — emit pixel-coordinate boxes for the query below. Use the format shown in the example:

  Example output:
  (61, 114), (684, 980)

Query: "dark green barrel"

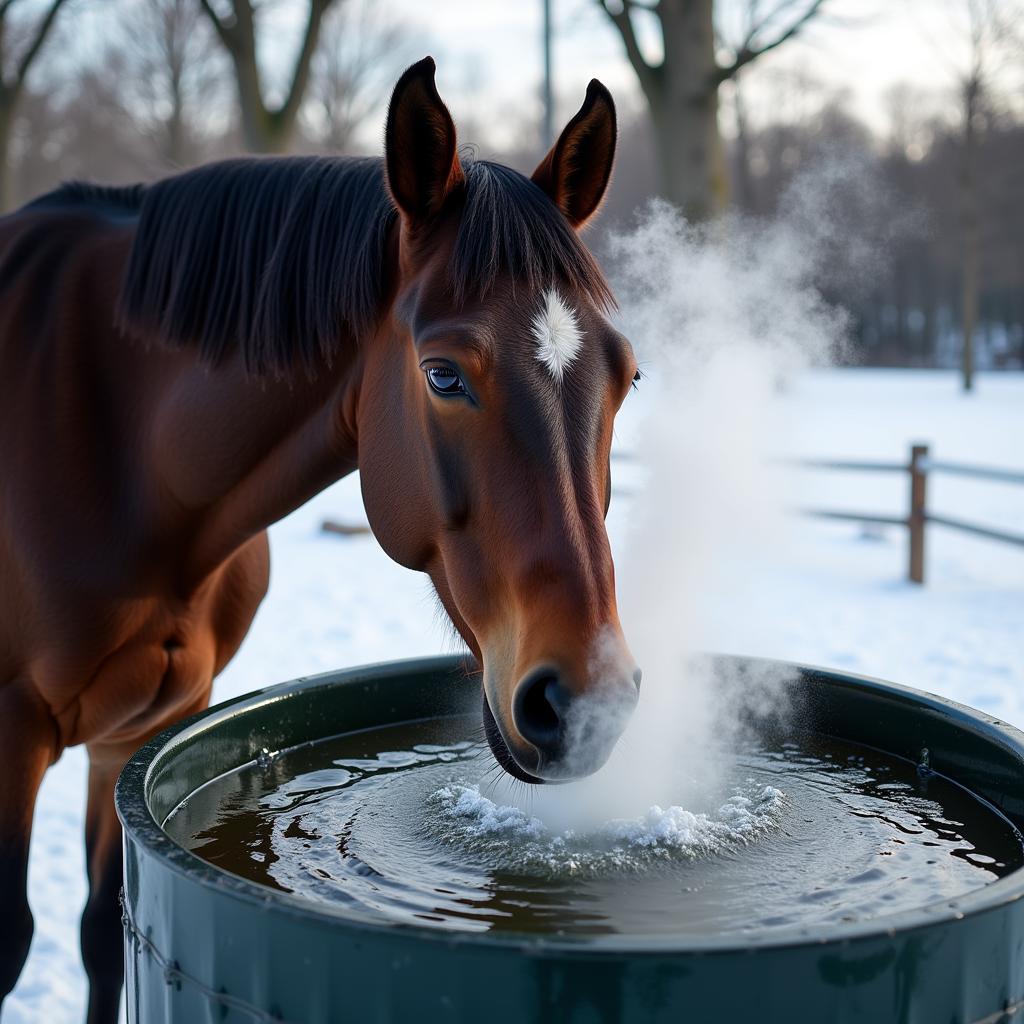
(116, 656), (1024, 1024)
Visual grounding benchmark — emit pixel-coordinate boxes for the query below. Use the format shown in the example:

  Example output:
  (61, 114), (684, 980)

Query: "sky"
(48, 0), (1023, 156)
(299, 0), (1022, 152)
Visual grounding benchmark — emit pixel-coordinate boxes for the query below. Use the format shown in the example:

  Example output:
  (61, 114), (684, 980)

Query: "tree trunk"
(655, 0), (727, 221)
(230, 49), (287, 154)
(894, 262), (907, 360)
(0, 99), (13, 213)
(164, 69), (187, 166)
(204, 0), (331, 156)
(961, 78), (979, 393)
(0, 0), (68, 208)
(243, 116), (293, 155)
(731, 75), (754, 212)
(602, 0), (829, 224)
(161, 4), (189, 169)
(231, 47), (300, 154)
(164, 108), (186, 167)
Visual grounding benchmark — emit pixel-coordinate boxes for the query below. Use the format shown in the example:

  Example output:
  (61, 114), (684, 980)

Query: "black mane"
(117, 157), (392, 376)
(25, 180), (146, 217)
(37, 156), (614, 376)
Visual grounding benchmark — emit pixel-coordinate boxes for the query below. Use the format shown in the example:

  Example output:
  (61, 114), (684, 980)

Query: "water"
(164, 716), (1023, 938)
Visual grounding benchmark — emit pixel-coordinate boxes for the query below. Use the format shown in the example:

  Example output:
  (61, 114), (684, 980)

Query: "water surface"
(164, 715), (1023, 938)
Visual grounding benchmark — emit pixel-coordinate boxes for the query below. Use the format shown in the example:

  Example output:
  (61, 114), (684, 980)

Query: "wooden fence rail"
(787, 443), (1024, 583)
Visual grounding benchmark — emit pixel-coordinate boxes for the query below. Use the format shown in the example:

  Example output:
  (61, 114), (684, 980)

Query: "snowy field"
(6, 368), (1024, 1023)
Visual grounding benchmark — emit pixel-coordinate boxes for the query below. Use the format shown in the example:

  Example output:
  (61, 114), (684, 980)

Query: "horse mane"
(24, 180), (147, 216)
(110, 155), (612, 376)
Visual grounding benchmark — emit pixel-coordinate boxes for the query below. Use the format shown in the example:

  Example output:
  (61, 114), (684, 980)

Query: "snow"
(718, 371), (1024, 722)
(4, 368), (1023, 1023)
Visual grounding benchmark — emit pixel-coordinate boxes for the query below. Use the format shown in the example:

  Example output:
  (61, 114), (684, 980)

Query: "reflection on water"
(164, 717), (1023, 938)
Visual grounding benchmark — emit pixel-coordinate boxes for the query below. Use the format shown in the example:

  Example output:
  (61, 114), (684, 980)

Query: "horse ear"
(385, 56), (464, 228)
(532, 80), (616, 229)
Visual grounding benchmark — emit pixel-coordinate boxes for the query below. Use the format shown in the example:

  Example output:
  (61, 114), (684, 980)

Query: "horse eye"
(426, 365), (466, 396)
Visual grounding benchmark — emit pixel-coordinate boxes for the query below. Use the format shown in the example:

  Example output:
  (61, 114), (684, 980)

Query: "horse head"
(359, 58), (641, 783)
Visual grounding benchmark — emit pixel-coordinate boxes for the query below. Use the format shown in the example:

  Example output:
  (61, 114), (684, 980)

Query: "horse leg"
(0, 681), (55, 1011)
(79, 690), (215, 1024)
(80, 750), (128, 1024)
(77, 534), (266, 1023)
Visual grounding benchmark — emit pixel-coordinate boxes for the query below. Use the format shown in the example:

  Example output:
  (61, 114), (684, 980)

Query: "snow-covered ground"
(5, 368), (1023, 1023)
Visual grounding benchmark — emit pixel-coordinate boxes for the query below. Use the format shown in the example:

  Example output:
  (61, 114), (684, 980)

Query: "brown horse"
(0, 58), (640, 1022)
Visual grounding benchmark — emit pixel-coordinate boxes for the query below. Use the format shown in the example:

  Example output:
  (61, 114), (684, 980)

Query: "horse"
(0, 57), (640, 1022)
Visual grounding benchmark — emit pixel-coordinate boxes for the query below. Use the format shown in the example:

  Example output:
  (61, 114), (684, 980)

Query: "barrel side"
(117, 655), (1024, 1024)
(123, 824), (1024, 1024)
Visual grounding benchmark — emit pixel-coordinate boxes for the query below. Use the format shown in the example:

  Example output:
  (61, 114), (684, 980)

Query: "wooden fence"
(328, 446), (1024, 586)
(788, 444), (1024, 584)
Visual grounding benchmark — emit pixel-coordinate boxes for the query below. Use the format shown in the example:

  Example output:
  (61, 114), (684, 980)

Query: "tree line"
(1, 0), (1021, 374)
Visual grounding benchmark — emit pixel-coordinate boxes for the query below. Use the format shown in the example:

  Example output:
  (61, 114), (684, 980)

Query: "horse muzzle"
(482, 663), (640, 784)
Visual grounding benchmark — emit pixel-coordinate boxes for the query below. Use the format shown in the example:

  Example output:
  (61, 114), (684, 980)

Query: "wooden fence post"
(908, 444), (929, 584)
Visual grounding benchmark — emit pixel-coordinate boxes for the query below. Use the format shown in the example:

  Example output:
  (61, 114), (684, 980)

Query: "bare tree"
(0, 0), (70, 208)
(198, 0), (340, 154)
(952, 0), (1022, 391)
(306, 0), (411, 154)
(119, 0), (222, 169)
(597, 0), (828, 220)
(959, 3), (984, 391)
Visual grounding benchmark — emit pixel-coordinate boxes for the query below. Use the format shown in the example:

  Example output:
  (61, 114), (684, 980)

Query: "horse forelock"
(452, 161), (614, 314)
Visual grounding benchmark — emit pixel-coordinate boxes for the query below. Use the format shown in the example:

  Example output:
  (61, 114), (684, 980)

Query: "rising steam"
(482, 159), (889, 832)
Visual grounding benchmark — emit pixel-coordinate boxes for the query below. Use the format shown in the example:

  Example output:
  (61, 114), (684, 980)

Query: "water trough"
(116, 654), (1024, 1023)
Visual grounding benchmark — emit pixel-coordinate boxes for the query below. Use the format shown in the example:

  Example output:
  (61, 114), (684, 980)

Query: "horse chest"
(65, 630), (216, 752)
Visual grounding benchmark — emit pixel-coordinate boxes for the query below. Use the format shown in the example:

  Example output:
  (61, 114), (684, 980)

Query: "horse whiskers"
(426, 587), (465, 658)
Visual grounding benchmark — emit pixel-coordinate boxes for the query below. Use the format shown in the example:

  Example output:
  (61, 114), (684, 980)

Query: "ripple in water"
(164, 716), (1024, 938)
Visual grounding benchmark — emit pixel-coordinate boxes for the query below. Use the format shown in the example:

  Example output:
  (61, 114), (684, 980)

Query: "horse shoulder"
(27, 532), (270, 752)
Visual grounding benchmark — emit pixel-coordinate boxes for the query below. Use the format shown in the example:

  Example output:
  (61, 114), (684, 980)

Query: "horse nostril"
(633, 667), (643, 691)
(513, 670), (564, 754)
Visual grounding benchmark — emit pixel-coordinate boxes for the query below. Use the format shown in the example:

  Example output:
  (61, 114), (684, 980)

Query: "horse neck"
(146, 343), (363, 583)
(137, 214), (405, 586)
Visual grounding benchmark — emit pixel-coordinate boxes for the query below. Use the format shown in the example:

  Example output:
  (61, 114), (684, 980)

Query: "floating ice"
(607, 789), (784, 849)
(429, 782), (785, 876)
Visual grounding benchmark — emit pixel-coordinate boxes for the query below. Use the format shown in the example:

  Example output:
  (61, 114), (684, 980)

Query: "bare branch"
(197, 0), (236, 53)
(201, 0), (343, 151)
(310, 0), (412, 152)
(595, 0), (662, 100)
(277, 0), (337, 126)
(0, 0), (30, 19)
(717, 0), (827, 83)
(12, 0), (69, 91)
(738, 0), (806, 52)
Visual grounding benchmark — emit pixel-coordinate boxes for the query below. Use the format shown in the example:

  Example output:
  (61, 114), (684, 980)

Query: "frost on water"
(436, 785), (549, 842)
(429, 782), (784, 876)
